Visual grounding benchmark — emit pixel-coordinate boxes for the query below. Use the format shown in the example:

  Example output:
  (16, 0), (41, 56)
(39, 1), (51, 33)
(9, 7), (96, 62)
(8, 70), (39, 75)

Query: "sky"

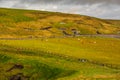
(0, 0), (120, 19)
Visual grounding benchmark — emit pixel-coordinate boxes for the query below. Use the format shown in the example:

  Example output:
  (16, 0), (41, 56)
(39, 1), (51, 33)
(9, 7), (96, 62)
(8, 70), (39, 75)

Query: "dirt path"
(0, 35), (119, 40)
(78, 34), (120, 38)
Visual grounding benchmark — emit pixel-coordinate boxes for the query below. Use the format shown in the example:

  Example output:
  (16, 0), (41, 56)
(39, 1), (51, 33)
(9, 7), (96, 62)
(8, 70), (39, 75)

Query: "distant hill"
(0, 8), (120, 38)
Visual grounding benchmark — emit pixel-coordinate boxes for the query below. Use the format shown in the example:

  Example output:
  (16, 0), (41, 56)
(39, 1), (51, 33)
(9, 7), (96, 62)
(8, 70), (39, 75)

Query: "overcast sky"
(0, 0), (120, 19)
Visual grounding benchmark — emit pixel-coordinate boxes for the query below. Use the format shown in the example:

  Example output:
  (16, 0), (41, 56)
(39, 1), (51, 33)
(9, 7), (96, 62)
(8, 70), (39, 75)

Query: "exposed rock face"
(9, 73), (30, 80)
(6, 64), (24, 72)
(7, 64), (30, 80)
(62, 31), (71, 36)
(40, 26), (52, 30)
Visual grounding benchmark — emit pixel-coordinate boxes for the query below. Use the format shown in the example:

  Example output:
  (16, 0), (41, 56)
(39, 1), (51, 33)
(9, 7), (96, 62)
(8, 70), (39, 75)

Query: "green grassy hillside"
(0, 37), (120, 80)
(0, 8), (120, 80)
(0, 8), (120, 38)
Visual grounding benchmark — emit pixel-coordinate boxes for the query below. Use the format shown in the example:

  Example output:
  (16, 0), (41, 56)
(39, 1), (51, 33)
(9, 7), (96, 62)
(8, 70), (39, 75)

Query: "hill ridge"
(0, 8), (120, 38)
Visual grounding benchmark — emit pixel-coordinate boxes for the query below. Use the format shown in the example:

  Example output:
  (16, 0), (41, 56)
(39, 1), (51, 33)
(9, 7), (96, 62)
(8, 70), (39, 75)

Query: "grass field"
(0, 37), (120, 80)
(0, 8), (120, 38)
(0, 8), (120, 80)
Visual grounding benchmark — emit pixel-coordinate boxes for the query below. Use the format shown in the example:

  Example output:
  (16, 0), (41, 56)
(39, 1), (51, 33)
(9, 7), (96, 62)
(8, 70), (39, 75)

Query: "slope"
(0, 8), (120, 38)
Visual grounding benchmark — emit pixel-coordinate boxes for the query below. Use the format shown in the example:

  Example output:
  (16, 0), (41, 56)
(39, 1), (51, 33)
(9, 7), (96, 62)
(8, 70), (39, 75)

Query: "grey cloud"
(0, 0), (120, 19)
(1, 0), (120, 5)
(10, 0), (120, 5)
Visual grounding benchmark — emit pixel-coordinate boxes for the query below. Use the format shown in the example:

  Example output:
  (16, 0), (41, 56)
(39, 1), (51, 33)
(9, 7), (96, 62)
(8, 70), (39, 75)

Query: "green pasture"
(0, 37), (120, 80)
